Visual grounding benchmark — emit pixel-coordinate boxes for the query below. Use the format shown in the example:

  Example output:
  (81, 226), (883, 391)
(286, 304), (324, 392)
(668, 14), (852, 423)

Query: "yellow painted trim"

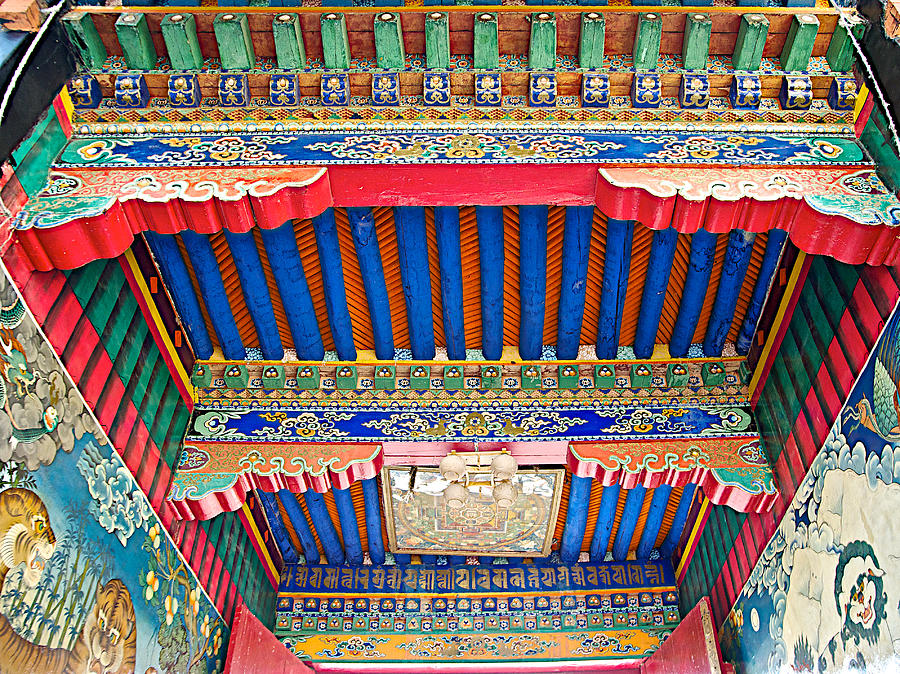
(676, 495), (710, 581)
(748, 251), (807, 399)
(58, 87), (74, 124)
(854, 83), (870, 123)
(242, 502), (280, 585)
(123, 249), (194, 401)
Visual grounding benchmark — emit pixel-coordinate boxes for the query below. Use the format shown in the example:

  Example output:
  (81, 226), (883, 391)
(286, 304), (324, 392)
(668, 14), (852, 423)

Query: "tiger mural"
(0, 487), (55, 590)
(0, 578), (137, 674)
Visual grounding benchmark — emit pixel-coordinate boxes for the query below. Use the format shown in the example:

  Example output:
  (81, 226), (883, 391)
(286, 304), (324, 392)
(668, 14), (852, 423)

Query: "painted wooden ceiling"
(147, 206), (778, 363)
(260, 474), (694, 567)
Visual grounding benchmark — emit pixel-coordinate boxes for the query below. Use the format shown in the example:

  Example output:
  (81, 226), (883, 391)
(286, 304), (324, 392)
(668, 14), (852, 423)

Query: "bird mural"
(846, 312), (900, 441)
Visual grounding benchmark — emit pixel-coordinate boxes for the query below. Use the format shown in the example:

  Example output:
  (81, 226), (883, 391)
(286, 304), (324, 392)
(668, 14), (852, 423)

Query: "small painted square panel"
(321, 73), (349, 106)
(529, 72), (557, 107)
(581, 73), (610, 108)
(270, 74), (299, 107)
(475, 72), (502, 107)
(219, 73), (249, 107)
(423, 72), (451, 106)
(372, 72), (400, 106)
(168, 74), (201, 108)
(631, 72), (661, 108)
(115, 74), (149, 108)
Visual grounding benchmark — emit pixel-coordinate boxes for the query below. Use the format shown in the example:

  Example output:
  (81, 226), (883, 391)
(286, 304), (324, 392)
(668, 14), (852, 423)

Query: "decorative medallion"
(270, 74), (299, 107)
(529, 72), (557, 107)
(114, 74), (149, 108)
(581, 73), (610, 108)
(372, 73), (400, 106)
(680, 73), (709, 109)
(219, 73), (249, 107)
(631, 73), (661, 108)
(423, 72), (450, 106)
(382, 466), (564, 556)
(729, 74), (761, 110)
(828, 76), (857, 111)
(168, 74), (201, 108)
(321, 73), (349, 107)
(475, 73), (502, 107)
(780, 75), (813, 110)
(67, 75), (101, 109)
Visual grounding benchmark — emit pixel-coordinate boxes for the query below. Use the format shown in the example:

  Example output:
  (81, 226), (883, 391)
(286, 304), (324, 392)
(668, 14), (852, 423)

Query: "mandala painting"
(382, 466), (563, 557)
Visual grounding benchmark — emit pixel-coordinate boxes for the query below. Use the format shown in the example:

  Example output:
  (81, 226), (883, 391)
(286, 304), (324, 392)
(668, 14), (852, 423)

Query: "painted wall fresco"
(720, 306), (900, 673)
(0, 263), (229, 673)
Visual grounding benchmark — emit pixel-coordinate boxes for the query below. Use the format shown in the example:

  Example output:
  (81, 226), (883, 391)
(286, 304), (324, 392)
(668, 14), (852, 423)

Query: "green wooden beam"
(320, 13), (351, 70)
(474, 12), (499, 70)
(732, 14), (769, 71)
(161, 13), (203, 71)
(633, 12), (662, 71)
(115, 13), (157, 70)
(826, 16), (864, 72)
(425, 11), (450, 70)
(780, 14), (819, 72)
(374, 12), (405, 70)
(213, 13), (255, 71)
(579, 12), (606, 70)
(529, 12), (557, 71)
(62, 13), (107, 69)
(272, 13), (306, 69)
(682, 12), (712, 71)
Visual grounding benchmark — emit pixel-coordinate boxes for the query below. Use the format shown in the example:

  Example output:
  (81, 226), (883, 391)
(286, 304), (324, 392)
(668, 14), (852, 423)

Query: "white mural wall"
(721, 307), (900, 673)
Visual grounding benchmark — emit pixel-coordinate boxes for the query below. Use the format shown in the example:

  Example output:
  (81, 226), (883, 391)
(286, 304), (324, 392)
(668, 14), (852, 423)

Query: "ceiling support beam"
(596, 218), (634, 359)
(395, 554), (412, 565)
(259, 222), (325, 361)
(272, 13), (306, 70)
(332, 487), (363, 566)
(579, 12), (605, 70)
(559, 474), (593, 563)
(528, 12), (556, 71)
(258, 490), (299, 565)
(613, 485), (646, 561)
(421, 554), (438, 564)
(589, 483), (620, 562)
(473, 12), (499, 70)
(660, 484), (697, 558)
(636, 484), (672, 559)
(303, 491), (345, 565)
(144, 232), (213, 359)
(161, 14), (203, 71)
(394, 206), (436, 360)
(518, 205), (549, 360)
(361, 477), (386, 565)
(224, 230), (284, 360)
(181, 230), (246, 360)
(476, 206), (504, 361)
(670, 229), (717, 358)
(556, 206), (592, 360)
(348, 207), (394, 360)
(279, 490), (320, 565)
(704, 229), (757, 356)
(634, 227), (678, 359)
(435, 207), (466, 360)
(737, 228), (787, 355)
(425, 12), (450, 70)
(312, 209), (357, 361)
